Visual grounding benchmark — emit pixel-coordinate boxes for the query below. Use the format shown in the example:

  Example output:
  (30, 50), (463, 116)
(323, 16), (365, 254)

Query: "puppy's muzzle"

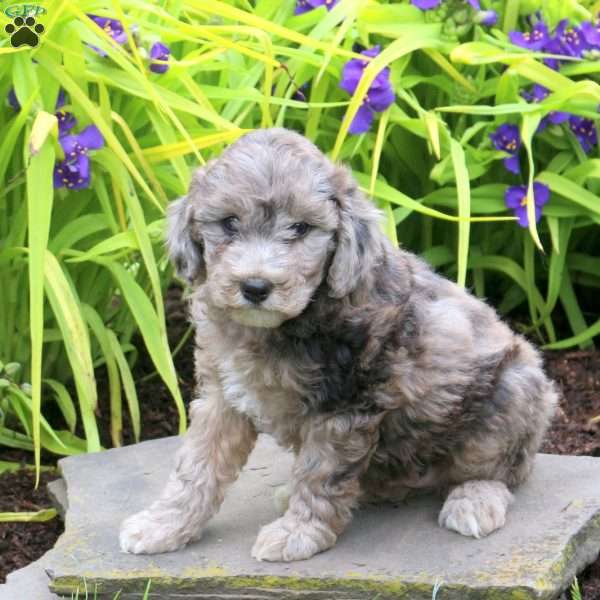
(240, 278), (273, 305)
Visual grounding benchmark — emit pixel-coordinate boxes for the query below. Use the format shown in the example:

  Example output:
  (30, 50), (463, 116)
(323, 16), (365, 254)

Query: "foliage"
(0, 507), (57, 522)
(571, 576), (583, 600)
(0, 0), (599, 475)
(68, 579), (152, 600)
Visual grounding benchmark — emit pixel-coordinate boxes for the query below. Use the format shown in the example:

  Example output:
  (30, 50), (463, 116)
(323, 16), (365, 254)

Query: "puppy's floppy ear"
(327, 165), (385, 298)
(166, 196), (206, 284)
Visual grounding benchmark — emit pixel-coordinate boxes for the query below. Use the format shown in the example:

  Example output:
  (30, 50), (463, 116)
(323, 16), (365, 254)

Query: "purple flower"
(56, 111), (77, 135)
(54, 90), (77, 135)
(295, 0), (338, 15)
(509, 21), (550, 51)
(150, 42), (170, 74)
(411, 0), (441, 9)
(553, 20), (588, 57)
(8, 88), (65, 112)
(489, 123), (521, 174)
(54, 125), (104, 190)
(340, 46), (395, 134)
(569, 116), (598, 153)
(56, 89), (66, 109)
(581, 20), (600, 47)
(292, 83), (309, 102)
(521, 83), (548, 104)
(87, 14), (127, 56)
(542, 35), (564, 70)
(476, 10), (498, 26)
(412, 0), (489, 17)
(7, 88), (20, 111)
(538, 20), (592, 68)
(505, 182), (550, 227)
(340, 46), (389, 94)
(8, 88), (76, 135)
(521, 84), (569, 130)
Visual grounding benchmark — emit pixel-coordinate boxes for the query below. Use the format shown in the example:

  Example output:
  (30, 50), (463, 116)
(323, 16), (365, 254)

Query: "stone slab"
(12, 436), (600, 599)
(48, 478), (68, 520)
(0, 562), (59, 600)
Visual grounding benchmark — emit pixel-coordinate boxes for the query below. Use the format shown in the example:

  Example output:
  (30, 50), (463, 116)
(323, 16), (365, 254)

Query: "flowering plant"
(1, 0), (599, 474)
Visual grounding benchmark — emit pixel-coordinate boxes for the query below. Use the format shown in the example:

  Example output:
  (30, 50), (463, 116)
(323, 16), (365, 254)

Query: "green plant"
(69, 578), (152, 600)
(571, 576), (583, 600)
(1, 0), (599, 479)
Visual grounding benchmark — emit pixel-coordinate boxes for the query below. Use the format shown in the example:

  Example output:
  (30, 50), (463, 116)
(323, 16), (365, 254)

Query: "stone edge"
(46, 457), (600, 600)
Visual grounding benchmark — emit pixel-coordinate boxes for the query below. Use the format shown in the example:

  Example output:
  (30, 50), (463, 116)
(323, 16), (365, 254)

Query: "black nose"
(240, 278), (273, 304)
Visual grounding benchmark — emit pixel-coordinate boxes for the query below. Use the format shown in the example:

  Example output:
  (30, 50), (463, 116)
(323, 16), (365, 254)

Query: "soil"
(1, 285), (600, 598)
(0, 470), (64, 584)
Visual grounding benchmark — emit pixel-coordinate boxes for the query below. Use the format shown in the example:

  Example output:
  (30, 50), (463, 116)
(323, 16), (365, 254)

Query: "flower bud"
(475, 10), (498, 26)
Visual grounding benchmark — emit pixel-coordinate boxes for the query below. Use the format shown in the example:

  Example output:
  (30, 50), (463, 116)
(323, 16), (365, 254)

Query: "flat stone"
(47, 478), (68, 520)
(0, 561), (59, 600)
(14, 436), (600, 599)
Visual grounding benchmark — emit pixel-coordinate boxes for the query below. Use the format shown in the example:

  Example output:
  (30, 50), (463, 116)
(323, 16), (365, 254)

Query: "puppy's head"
(167, 128), (383, 328)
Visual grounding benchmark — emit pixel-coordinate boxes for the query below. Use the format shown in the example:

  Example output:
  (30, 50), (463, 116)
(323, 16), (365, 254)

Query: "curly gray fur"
(119, 128), (558, 561)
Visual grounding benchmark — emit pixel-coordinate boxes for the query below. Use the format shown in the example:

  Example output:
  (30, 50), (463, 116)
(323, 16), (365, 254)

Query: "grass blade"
(26, 131), (55, 484)
(43, 251), (100, 453)
(0, 508), (57, 523)
(449, 139), (471, 288)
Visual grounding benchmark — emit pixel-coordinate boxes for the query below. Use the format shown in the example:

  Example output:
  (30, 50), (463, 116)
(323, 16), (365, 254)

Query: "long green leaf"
(26, 133), (55, 484)
(449, 139), (471, 288)
(43, 251), (100, 453)
(81, 304), (123, 447)
(0, 508), (57, 523)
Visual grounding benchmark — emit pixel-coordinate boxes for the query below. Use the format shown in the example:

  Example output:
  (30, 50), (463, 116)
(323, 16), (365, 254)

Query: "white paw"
(251, 517), (336, 562)
(438, 481), (513, 539)
(119, 509), (199, 554)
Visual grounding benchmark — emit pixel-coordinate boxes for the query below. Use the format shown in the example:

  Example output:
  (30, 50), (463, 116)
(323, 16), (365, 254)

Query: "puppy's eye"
(221, 216), (240, 235)
(288, 222), (311, 238)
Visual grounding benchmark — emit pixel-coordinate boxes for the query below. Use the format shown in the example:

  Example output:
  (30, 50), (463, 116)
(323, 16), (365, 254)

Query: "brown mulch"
(541, 350), (600, 457)
(0, 287), (599, 598)
(0, 470), (64, 583)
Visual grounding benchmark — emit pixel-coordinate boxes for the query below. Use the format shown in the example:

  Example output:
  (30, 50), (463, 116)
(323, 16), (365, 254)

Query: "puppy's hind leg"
(438, 480), (513, 539)
(119, 395), (256, 554)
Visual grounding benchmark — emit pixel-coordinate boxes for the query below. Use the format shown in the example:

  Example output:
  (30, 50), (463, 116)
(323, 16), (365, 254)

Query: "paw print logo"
(5, 16), (44, 48)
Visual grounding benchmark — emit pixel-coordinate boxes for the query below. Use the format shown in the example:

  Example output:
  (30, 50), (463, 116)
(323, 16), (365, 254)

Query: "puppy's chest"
(218, 350), (305, 439)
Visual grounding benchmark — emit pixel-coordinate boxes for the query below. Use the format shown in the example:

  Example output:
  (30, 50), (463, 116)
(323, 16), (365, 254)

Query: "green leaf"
(449, 139), (471, 288)
(0, 427), (34, 451)
(0, 508), (57, 523)
(521, 112), (543, 251)
(81, 304), (123, 448)
(107, 328), (141, 443)
(332, 34), (443, 160)
(43, 379), (77, 434)
(537, 171), (600, 218)
(26, 134), (55, 483)
(89, 258), (186, 433)
(49, 214), (110, 255)
(43, 251), (100, 453)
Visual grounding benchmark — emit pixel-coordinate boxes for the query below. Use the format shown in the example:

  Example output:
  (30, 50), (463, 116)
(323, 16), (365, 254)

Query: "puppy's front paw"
(438, 480), (513, 539)
(119, 509), (199, 554)
(251, 517), (336, 562)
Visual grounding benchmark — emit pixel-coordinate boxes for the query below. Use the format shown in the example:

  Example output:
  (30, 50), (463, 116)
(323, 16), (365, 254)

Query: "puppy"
(119, 128), (557, 562)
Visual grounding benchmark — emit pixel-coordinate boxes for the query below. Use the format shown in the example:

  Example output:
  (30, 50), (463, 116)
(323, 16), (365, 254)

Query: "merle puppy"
(119, 128), (557, 562)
